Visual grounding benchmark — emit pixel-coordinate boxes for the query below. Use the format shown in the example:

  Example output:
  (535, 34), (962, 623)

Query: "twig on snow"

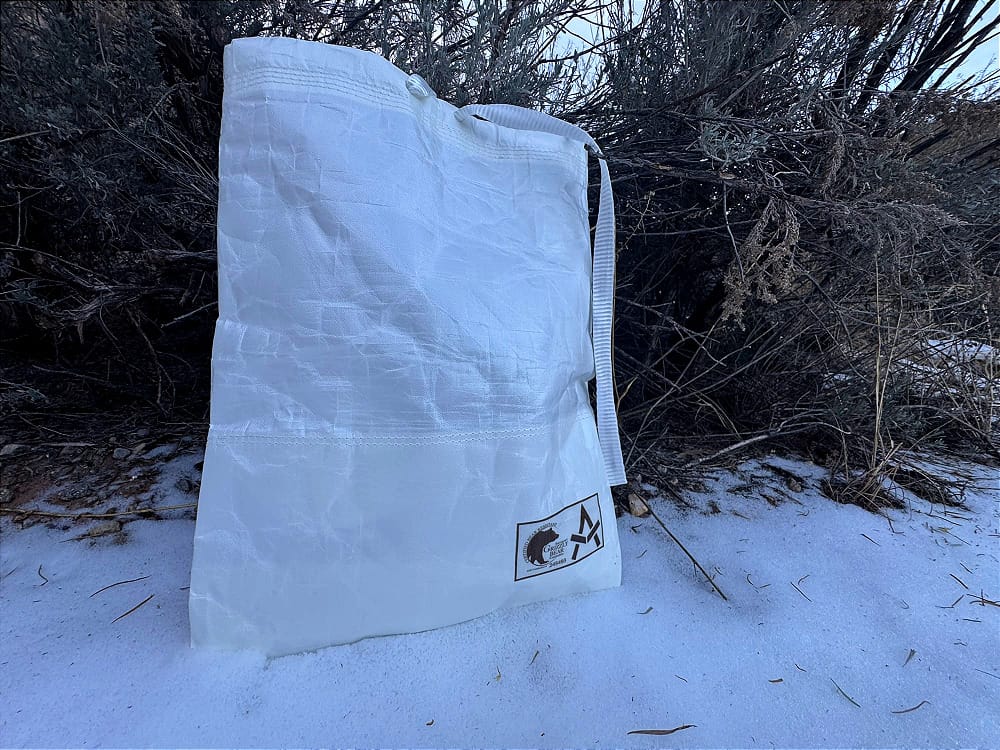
(1, 504), (196, 520)
(111, 594), (154, 624)
(644, 494), (728, 601)
(90, 574), (151, 598)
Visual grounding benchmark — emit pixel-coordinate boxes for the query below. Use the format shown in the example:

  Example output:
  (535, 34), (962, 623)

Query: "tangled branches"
(2, 1), (997, 480)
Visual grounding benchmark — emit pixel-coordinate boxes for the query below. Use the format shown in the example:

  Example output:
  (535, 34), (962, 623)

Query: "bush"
(0, 0), (242, 417)
(597, 1), (1000, 478)
(2, 1), (997, 483)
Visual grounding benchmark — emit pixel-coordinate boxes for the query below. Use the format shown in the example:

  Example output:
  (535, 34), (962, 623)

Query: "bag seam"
(208, 411), (595, 446)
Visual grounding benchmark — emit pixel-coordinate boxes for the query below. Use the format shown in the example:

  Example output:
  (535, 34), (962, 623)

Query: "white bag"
(189, 37), (627, 656)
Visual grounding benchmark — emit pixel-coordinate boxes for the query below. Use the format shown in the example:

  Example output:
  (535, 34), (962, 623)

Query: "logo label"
(515, 494), (604, 581)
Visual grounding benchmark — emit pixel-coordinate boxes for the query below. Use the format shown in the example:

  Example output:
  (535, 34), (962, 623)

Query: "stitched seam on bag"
(227, 69), (403, 108)
(209, 412), (595, 446)
(224, 70), (581, 164)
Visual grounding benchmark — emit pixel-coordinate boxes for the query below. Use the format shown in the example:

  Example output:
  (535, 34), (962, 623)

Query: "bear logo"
(525, 526), (559, 566)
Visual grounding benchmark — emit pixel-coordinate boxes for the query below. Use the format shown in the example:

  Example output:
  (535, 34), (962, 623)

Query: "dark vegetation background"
(2, 0), (997, 503)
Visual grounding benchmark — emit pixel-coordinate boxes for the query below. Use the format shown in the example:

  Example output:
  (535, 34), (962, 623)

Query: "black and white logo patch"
(515, 494), (604, 581)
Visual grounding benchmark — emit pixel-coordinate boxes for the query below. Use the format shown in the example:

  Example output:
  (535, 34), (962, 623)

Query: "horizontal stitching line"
(227, 68), (402, 101)
(209, 413), (594, 446)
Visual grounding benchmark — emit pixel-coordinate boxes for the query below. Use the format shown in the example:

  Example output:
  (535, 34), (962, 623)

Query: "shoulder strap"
(456, 104), (627, 486)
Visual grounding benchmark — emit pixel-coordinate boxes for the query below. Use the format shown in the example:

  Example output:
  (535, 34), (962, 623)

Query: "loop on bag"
(405, 73), (435, 99)
(455, 104), (627, 486)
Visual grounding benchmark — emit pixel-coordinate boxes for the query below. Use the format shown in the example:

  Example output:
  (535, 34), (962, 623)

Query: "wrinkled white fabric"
(189, 37), (625, 656)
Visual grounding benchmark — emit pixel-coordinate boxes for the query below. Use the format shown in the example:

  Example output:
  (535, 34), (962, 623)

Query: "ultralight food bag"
(189, 37), (627, 656)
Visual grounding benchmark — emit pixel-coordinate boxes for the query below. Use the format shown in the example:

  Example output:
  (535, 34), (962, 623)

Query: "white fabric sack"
(189, 37), (627, 656)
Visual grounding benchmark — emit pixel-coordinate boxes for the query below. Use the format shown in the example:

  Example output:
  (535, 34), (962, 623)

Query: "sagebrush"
(2, 1), (997, 484)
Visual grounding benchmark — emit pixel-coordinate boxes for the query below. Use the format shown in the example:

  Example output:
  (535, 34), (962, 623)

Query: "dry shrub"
(1, 1), (997, 506)
(595, 1), (1000, 503)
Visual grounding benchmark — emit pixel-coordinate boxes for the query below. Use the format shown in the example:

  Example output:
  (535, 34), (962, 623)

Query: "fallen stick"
(682, 432), (775, 469)
(645, 489), (728, 601)
(1, 504), (196, 520)
(90, 574), (151, 598)
(111, 594), (154, 624)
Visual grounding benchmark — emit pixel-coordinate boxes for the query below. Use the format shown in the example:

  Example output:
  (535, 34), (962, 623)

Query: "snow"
(2, 454), (998, 748)
(925, 338), (997, 365)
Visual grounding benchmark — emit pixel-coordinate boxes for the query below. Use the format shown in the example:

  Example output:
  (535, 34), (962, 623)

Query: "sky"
(946, 0), (999, 91)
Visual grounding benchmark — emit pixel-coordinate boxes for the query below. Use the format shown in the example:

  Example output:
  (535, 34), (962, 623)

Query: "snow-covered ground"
(1, 452), (997, 748)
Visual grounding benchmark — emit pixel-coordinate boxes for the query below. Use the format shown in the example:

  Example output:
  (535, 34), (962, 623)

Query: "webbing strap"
(456, 104), (627, 486)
